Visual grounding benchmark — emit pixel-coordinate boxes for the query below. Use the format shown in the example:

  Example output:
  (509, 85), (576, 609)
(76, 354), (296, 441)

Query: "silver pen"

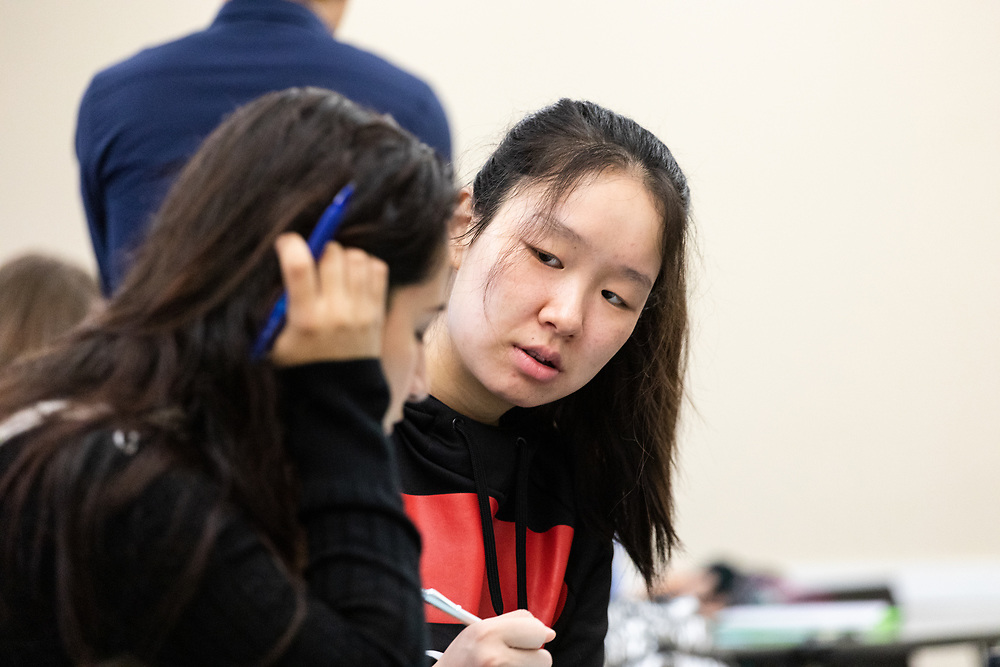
(422, 587), (482, 626)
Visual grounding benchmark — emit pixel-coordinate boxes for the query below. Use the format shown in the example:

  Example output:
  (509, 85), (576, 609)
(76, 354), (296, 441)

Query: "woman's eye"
(531, 247), (563, 268)
(602, 290), (628, 308)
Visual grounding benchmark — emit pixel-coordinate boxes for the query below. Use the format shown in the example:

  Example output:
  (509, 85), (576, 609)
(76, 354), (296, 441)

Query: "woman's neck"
(424, 318), (510, 426)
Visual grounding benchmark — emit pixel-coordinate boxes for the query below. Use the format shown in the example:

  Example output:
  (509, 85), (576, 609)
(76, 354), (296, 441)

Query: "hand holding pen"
(422, 588), (555, 666)
(253, 183), (351, 359)
(257, 184), (390, 367)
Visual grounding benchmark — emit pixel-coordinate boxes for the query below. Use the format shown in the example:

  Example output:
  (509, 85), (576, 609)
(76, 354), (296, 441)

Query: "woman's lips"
(513, 345), (561, 381)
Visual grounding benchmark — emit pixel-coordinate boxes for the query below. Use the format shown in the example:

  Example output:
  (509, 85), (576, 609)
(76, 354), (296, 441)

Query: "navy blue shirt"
(76, 0), (452, 294)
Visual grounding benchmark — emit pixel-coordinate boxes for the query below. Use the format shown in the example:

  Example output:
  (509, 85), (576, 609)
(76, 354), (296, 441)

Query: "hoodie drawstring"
(514, 437), (535, 611)
(454, 418), (505, 617)
(454, 420), (536, 617)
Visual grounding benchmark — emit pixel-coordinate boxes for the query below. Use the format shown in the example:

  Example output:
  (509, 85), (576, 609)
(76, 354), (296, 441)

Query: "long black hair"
(468, 98), (690, 585)
(0, 87), (456, 660)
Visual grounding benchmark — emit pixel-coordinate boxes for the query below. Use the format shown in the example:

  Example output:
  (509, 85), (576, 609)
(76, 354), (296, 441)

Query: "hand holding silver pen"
(421, 588), (555, 665)
(422, 588), (481, 662)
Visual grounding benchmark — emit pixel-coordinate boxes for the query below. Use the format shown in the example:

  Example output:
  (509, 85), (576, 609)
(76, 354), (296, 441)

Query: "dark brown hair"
(469, 98), (690, 585)
(0, 253), (100, 368)
(0, 87), (456, 661)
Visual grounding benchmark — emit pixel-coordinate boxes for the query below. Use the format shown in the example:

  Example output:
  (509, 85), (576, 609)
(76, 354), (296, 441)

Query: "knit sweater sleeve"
(276, 359), (426, 664)
(102, 360), (425, 665)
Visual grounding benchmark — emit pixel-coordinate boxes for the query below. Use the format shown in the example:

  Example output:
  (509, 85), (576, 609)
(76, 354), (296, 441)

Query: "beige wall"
(1, 1), (998, 571)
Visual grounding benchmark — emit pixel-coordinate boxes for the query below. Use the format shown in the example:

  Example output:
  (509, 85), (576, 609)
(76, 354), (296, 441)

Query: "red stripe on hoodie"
(403, 492), (573, 625)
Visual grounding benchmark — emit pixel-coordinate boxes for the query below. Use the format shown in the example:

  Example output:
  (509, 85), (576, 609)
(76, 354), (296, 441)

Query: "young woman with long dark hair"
(0, 87), (457, 665)
(394, 98), (692, 666)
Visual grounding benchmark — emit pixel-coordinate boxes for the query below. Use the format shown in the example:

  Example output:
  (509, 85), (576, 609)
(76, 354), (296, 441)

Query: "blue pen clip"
(251, 182), (356, 360)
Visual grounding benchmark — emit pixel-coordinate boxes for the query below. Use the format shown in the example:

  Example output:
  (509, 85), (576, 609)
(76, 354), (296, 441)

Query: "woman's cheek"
(604, 320), (641, 358)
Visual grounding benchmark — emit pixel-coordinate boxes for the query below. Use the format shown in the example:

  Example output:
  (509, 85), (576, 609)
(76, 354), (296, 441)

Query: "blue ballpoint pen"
(251, 182), (356, 360)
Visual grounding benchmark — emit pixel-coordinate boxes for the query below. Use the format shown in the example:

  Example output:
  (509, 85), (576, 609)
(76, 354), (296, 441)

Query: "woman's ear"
(448, 188), (473, 270)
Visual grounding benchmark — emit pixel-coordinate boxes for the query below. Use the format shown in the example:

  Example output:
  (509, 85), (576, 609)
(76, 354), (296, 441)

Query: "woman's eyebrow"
(521, 211), (588, 248)
(532, 214), (654, 291)
(620, 265), (653, 292)
(543, 215), (588, 248)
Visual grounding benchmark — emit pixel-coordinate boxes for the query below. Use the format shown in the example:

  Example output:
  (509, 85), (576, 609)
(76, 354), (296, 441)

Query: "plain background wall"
(2, 0), (998, 579)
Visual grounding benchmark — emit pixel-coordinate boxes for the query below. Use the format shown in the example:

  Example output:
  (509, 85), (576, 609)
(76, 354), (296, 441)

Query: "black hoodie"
(393, 395), (613, 665)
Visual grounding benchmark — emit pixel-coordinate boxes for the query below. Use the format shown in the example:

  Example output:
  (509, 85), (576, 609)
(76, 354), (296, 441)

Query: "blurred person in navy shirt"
(76, 0), (451, 295)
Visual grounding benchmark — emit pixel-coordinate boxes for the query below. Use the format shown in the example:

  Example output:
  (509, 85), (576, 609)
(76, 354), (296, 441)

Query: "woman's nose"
(407, 350), (429, 402)
(538, 285), (584, 337)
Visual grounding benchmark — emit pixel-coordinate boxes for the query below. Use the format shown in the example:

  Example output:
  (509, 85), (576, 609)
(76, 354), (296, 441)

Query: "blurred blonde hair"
(0, 253), (101, 368)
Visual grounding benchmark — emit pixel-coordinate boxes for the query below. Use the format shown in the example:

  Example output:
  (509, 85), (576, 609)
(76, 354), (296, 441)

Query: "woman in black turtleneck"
(0, 87), (456, 666)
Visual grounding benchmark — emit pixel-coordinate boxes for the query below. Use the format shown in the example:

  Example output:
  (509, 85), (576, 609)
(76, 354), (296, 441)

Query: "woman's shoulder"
(0, 405), (223, 523)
